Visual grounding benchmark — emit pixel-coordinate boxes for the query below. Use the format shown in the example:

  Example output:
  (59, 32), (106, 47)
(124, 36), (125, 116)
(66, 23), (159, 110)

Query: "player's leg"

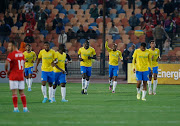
(60, 73), (68, 102)
(41, 71), (48, 103)
(153, 66), (158, 95)
(109, 65), (113, 90)
(27, 67), (33, 91)
(136, 71), (142, 100)
(84, 67), (91, 94)
(141, 71), (149, 101)
(52, 72), (60, 102)
(47, 72), (54, 103)
(19, 86), (29, 112)
(148, 67), (152, 94)
(24, 68), (29, 88)
(81, 66), (86, 94)
(112, 66), (118, 93)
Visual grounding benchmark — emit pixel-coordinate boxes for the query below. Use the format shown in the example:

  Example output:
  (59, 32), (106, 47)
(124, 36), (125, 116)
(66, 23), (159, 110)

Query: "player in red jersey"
(5, 41), (29, 112)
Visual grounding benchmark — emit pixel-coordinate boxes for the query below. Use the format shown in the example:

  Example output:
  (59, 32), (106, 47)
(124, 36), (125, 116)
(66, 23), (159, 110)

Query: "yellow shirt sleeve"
(132, 50), (137, 69)
(105, 41), (112, 52)
(38, 50), (42, 59)
(119, 51), (123, 60)
(148, 52), (152, 70)
(78, 48), (81, 55)
(33, 52), (37, 61)
(92, 48), (96, 55)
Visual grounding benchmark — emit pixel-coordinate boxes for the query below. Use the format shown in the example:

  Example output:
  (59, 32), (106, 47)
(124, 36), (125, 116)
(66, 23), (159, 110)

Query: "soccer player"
(5, 41), (29, 112)
(133, 42), (152, 101)
(52, 44), (68, 102)
(78, 40), (96, 94)
(23, 44), (36, 91)
(148, 40), (160, 95)
(105, 40), (123, 93)
(35, 42), (56, 103)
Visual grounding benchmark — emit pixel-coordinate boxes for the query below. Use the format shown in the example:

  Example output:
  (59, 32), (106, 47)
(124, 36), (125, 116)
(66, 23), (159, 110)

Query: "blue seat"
(81, 4), (88, 11)
(72, 26), (79, 33)
(112, 34), (121, 41)
(135, 14), (143, 19)
(40, 30), (49, 38)
(117, 9), (126, 14)
(124, 26), (132, 33)
(116, 5), (122, 11)
(60, 9), (67, 15)
(90, 22), (98, 27)
(56, 4), (63, 12)
(68, 9), (75, 14)
(96, 30), (100, 36)
(79, 39), (86, 45)
(62, 17), (70, 24)
(127, 42), (133, 49)
(50, 42), (55, 49)
(136, 42), (141, 49)
(110, 14), (116, 20)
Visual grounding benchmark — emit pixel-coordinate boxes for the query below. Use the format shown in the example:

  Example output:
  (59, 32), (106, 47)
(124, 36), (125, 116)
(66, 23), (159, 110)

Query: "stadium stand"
(0, 0), (179, 62)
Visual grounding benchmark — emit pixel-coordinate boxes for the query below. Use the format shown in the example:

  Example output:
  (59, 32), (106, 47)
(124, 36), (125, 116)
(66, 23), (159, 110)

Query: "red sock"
(12, 94), (18, 108)
(20, 94), (27, 108)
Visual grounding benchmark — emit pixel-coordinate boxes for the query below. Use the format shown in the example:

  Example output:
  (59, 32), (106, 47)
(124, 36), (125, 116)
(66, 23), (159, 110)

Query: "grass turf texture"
(0, 83), (180, 126)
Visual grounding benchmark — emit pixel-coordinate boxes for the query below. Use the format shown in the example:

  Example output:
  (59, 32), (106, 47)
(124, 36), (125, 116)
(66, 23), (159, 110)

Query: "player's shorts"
(109, 65), (119, 77)
(24, 67), (33, 76)
(41, 71), (54, 83)
(148, 66), (158, 76)
(9, 80), (25, 90)
(136, 71), (149, 81)
(53, 72), (66, 85)
(80, 66), (92, 77)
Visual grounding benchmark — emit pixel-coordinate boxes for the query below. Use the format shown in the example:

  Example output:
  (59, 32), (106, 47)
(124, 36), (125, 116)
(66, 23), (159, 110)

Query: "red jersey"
(24, 25), (34, 37)
(145, 24), (154, 37)
(7, 50), (25, 81)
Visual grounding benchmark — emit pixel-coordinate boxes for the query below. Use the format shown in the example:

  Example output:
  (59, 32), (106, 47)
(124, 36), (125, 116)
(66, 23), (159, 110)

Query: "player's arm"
(148, 52), (153, 73)
(132, 50), (137, 73)
(105, 40), (111, 52)
(88, 48), (96, 59)
(35, 51), (42, 73)
(119, 51), (123, 63)
(66, 54), (72, 64)
(157, 49), (161, 62)
(51, 59), (66, 74)
(32, 52), (37, 63)
(5, 60), (10, 76)
(78, 49), (83, 61)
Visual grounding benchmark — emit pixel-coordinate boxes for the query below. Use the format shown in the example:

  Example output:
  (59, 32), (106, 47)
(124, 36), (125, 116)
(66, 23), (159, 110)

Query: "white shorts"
(9, 81), (25, 90)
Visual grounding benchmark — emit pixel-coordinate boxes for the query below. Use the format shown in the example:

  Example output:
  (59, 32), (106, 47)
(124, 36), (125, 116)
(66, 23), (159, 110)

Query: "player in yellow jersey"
(133, 42), (152, 101)
(52, 44), (68, 102)
(105, 41), (123, 93)
(35, 42), (56, 103)
(23, 44), (36, 91)
(78, 40), (96, 95)
(148, 40), (160, 95)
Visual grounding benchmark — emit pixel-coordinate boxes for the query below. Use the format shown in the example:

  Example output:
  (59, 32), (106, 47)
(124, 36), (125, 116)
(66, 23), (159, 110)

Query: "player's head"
(150, 40), (156, 48)
(8, 41), (18, 52)
(26, 43), (32, 51)
(44, 41), (50, 51)
(59, 44), (66, 53)
(140, 42), (146, 51)
(84, 40), (89, 49)
(112, 43), (117, 51)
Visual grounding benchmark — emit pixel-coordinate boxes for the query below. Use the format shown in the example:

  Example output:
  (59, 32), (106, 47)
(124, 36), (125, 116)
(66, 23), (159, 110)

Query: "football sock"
(82, 78), (85, 89)
(112, 81), (117, 91)
(153, 80), (158, 93)
(109, 80), (113, 86)
(30, 78), (33, 87)
(53, 88), (56, 98)
(84, 80), (89, 92)
(41, 85), (47, 98)
(12, 94), (18, 108)
(26, 79), (29, 87)
(148, 81), (152, 90)
(142, 90), (147, 99)
(20, 94), (27, 108)
(28, 78), (31, 88)
(61, 87), (66, 100)
(49, 86), (53, 100)
(136, 88), (141, 94)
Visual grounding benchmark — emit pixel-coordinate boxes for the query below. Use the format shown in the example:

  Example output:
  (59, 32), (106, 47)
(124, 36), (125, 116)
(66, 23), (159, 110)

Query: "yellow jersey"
(23, 51), (36, 68)
(38, 49), (55, 72)
(148, 48), (160, 67)
(105, 41), (123, 66)
(133, 49), (152, 71)
(54, 52), (66, 72)
(78, 47), (96, 67)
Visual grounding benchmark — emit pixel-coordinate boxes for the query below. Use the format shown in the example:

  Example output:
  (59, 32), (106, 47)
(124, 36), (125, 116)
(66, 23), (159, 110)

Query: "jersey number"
(18, 60), (24, 70)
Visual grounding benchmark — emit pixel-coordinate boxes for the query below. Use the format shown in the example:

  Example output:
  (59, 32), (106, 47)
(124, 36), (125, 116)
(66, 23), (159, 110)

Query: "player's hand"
(25, 60), (28, 62)
(6, 70), (10, 76)
(133, 68), (136, 73)
(151, 70), (153, 75)
(31, 61), (34, 63)
(34, 68), (38, 73)
(79, 58), (84, 61)
(62, 70), (67, 74)
(88, 56), (92, 59)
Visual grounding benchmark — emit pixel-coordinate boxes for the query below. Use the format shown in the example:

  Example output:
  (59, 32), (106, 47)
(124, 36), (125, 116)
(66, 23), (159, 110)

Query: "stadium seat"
(96, 18), (103, 24)
(77, 9), (84, 15)
(65, 5), (71, 11)
(52, 9), (59, 15)
(88, 18), (95, 24)
(78, 17), (86, 24)
(124, 26), (132, 33)
(59, 13), (65, 19)
(116, 5), (122, 11)
(60, 9), (67, 14)
(115, 39), (122, 44)
(85, 9), (90, 15)
(90, 22), (98, 27)
(56, 4), (63, 12)
(106, 18), (111, 24)
(47, 5), (54, 10)
(68, 9), (76, 14)
(84, 14), (91, 20)
(62, 17), (70, 24)
(11, 26), (18, 33)
(52, 0), (58, 7)
(70, 17), (78, 25)
(118, 13), (125, 20)
(72, 26), (79, 33)
(98, 5), (103, 10)
(73, 5), (80, 11)
(112, 34), (121, 41)
(110, 14), (117, 20)
(44, 1), (50, 6)
(40, 30), (49, 38)
(81, 4), (88, 11)
(110, 9), (117, 14)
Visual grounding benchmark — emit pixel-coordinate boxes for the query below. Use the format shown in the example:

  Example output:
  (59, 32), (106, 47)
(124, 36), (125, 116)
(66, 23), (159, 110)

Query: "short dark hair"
(44, 41), (50, 45)
(150, 40), (155, 43)
(10, 41), (18, 47)
(26, 43), (31, 47)
(59, 44), (65, 50)
(141, 42), (146, 47)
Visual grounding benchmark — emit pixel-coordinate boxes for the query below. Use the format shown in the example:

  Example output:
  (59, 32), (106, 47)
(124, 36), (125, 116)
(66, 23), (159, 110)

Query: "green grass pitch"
(0, 83), (180, 126)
